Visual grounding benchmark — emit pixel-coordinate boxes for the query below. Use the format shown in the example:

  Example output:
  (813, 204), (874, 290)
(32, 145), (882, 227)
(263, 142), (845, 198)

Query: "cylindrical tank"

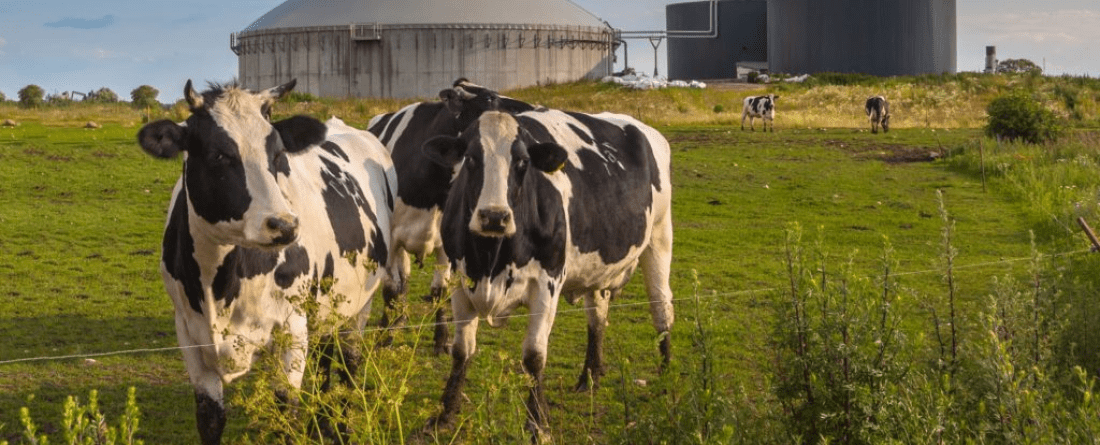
(666, 0), (768, 80)
(767, 0), (956, 76)
(232, 0), (616, 99)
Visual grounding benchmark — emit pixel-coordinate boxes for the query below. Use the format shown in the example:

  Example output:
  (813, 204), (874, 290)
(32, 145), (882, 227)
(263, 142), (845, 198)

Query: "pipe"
(666, 0), (718, 38)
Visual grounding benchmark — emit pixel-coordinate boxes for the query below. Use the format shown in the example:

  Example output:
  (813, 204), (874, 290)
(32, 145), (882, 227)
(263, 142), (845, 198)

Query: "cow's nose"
(478, 209), (511, 232)
(266, 215), (299, 245)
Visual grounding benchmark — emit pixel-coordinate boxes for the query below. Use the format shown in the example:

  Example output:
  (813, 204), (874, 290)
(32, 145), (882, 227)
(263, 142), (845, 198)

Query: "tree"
(18, 84), (45, 108)
(130, 85), (160, 109)
(0, 90), (6, 102)
(984, 92), (1063, 144)
(88, 87), (119, 103)
(996, 58), (1042, 75)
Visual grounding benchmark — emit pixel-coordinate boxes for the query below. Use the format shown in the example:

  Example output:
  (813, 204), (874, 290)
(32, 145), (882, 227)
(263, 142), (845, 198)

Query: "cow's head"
(423, 112), (567, 237)
(438, 78), (535, 132)
(138, 79), (326, 249)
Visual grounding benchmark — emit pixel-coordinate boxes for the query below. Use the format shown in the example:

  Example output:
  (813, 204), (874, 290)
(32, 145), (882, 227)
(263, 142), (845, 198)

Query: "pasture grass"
(1, 73), (1099, 443)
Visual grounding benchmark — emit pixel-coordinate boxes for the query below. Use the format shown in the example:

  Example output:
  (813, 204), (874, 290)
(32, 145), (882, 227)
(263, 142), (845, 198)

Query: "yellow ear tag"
(553, 162), (566, 173)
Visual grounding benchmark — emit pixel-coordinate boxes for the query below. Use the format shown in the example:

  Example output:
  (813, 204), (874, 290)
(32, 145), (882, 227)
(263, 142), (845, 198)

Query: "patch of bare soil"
(698, 79), (767, 92)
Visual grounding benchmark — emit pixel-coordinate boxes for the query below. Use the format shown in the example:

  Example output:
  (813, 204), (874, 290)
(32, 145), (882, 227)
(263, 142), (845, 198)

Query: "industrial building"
(666, 0), (767, 81)
(665, 0), (956, 80)
(232, 0), (617, 99)
(767, 0), (956, 76)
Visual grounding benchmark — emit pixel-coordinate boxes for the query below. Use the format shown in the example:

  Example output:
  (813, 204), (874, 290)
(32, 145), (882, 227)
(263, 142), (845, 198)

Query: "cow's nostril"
(478, 209), (510, 228)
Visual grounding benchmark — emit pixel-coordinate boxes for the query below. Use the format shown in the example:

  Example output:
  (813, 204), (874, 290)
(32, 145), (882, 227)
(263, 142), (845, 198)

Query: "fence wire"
(0, 248), (1091, 367)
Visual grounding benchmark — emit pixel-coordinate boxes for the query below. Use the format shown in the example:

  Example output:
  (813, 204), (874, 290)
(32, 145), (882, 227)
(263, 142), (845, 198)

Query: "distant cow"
(367, 79), (534, 354)
(138, 80), (394, 445)
(866, 96), (891, 133)
(741, 94), (778, 132)
(424, 109), (674, 436)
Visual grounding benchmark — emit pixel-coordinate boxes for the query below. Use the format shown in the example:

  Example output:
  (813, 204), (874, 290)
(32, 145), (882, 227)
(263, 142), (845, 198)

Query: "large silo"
(232, 0), (616, 99)
(666, 0), (767, 80)
(767, 0), (956, 76)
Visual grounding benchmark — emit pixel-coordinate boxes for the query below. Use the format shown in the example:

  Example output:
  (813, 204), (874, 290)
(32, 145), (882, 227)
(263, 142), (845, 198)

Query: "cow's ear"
(772, 95), (780, 101)
(528, 142), (568, 173)
(423, 136), (467, 168)
(184, 79), (203, 111)
(274, 115), (326, 153)
(138, 119), (186, 159)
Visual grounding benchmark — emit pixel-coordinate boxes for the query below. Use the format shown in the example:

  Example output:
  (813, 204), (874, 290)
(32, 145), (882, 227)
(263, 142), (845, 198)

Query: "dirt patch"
(699, 79), (767, 92)
(823, 140), (943, 163)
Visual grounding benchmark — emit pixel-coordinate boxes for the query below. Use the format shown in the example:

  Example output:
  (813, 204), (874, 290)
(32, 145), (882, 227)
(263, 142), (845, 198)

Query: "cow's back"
(279, 118), (394, 324)
(515, 110), (672, 291)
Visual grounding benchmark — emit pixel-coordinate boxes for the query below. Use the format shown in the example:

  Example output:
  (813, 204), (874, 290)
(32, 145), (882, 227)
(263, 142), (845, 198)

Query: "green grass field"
(2, 74), (1100, 443)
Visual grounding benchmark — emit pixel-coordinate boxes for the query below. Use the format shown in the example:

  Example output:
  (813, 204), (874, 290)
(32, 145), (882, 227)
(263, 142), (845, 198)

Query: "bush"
(88, 87), (120, 103)
(997, 58), (1042, 75)
(18, 84), (45, 108)
(0, 90), (6, 102)
(130, 85), (160, 109)
(984, 92), (1063, 144)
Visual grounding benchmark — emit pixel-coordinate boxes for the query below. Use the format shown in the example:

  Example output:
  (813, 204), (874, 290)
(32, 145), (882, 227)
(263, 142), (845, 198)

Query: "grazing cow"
(424, 109), (674, 436)
(866, 95), (891, 134)
(367, 79), (534, 354)
(741, 94), (779, 132)
(137, 80), (394, 445)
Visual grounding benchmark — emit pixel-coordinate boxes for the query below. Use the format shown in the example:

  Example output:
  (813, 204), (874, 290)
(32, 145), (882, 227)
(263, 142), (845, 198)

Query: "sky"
(1, 1), (1098, 103)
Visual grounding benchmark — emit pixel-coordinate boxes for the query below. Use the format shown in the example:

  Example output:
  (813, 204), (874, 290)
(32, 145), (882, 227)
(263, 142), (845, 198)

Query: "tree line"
(1, 84), (162, 109)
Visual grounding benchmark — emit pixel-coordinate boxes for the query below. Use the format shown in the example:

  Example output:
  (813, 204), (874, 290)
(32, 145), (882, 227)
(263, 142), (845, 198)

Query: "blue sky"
(1, 0), (1098, 103)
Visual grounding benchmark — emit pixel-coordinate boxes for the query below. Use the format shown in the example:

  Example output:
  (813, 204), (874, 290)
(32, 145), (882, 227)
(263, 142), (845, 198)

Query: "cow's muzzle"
(476, 208), (512, 236)
(265, 214), (299, 246)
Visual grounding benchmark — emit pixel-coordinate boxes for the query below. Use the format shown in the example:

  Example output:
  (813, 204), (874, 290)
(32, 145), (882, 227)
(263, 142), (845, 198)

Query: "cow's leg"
(194, 385), (226, 445)
(741, 112), (747, 131)
(523, 283), (561, 439)
(641, 214), (675, 369)
(575, 289), (611, 391)
(381, 247), (411, 330)
(179, 329), (226, 445)
(429, 249), (452, 355)
(434, 288), (479, 428)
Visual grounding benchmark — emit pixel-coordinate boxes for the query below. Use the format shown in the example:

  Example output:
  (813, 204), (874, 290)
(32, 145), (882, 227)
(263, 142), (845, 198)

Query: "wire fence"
(0, 248), (1091, 367)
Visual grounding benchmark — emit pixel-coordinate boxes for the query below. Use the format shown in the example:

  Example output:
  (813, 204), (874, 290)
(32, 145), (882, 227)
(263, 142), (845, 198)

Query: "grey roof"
(242, 0), (609, 32)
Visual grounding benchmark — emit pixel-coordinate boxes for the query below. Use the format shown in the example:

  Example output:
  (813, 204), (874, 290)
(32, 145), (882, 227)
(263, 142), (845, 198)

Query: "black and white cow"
(423, 109), (674, 436)
(137, 80), (394, 445)
(741, 94), (779, 132)
(866, 95), (891, 134)
(368, 79), (534, 354)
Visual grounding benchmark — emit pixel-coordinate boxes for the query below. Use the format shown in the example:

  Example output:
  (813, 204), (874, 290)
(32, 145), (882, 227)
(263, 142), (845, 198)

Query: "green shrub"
(129, 85), (160, 109)
(747, 71), (760, 84)
(18, 84), (45, 108)
(88, 87), (120, 103)
(712, 104), (725, 113)
(984, 92), (1063, 144)
(997, 58), (1042, 75)
(15, 387), (143, 445)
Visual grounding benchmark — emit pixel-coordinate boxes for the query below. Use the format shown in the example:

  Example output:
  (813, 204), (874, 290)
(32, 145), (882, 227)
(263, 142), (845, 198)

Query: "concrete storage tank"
(767, 0), (956, 76)
(232, 0), (616, 99)
(666, 0), (767, 81)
